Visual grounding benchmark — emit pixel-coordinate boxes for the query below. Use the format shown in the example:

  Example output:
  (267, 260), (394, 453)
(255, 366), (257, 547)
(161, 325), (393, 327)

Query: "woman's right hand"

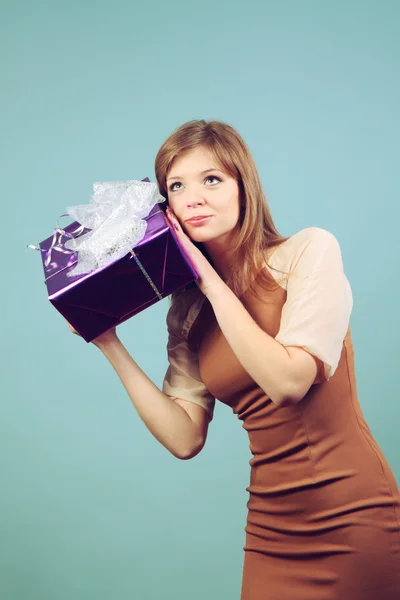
(66, 321), (118, 347)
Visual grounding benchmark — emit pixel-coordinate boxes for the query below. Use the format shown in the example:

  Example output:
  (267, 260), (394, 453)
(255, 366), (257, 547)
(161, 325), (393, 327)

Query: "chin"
(187, 231), (215, 243)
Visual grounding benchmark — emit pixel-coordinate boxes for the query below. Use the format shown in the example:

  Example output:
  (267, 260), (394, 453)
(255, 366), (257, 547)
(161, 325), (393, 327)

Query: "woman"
(69, 120), (400, 599)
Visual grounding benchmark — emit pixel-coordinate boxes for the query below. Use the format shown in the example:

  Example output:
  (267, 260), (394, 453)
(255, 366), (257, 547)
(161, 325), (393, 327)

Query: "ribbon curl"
(27, 218), (84, 270)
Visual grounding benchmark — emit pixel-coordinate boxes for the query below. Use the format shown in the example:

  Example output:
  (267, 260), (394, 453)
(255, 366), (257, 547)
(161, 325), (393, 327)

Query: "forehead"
(168, 147), (220, 177)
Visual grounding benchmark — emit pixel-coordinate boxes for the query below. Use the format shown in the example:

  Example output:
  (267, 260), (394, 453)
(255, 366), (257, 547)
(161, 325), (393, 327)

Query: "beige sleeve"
(162, 293), (216, 422)
(274, 228), (353, 381)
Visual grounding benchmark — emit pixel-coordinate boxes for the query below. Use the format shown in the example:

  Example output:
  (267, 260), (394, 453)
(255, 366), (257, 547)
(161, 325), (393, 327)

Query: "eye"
(205, 175), (221, 185)
(169, 181), (183, 192)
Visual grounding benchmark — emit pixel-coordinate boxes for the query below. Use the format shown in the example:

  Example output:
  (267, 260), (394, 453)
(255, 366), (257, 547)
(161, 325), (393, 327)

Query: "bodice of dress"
(162, 227), (353, 422)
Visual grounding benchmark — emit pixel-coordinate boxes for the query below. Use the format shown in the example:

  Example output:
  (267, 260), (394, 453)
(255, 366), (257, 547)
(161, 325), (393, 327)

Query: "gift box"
(33, 179), (199, 342)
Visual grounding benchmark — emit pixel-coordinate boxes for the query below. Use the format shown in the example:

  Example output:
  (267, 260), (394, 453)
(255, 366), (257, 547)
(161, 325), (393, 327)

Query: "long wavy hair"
(154, 120), (290, 303)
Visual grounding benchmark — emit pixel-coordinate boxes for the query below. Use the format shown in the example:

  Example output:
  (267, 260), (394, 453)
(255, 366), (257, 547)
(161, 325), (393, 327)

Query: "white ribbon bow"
(64, 180), (165, 276)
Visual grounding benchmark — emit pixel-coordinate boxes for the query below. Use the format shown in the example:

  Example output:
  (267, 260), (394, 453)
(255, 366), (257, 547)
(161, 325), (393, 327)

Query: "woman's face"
(166, 146), (241, 244)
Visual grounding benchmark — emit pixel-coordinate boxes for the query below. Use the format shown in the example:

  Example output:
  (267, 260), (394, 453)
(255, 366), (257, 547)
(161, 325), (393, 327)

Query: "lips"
(186, 216), (211, 223)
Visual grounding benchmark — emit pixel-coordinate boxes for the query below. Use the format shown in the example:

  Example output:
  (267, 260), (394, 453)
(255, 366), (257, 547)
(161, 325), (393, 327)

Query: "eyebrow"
(166, 168), (222, 182)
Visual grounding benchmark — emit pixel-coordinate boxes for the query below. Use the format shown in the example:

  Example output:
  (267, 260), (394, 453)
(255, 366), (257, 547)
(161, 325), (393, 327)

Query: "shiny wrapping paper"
(38, 203), (199, 342)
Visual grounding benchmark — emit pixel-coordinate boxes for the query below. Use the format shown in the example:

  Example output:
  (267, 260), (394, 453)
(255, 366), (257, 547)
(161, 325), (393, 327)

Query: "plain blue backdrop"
(1, 1), (399, 599)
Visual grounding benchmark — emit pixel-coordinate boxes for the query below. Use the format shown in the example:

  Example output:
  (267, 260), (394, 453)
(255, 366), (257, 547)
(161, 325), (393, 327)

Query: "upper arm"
(275, 228), (353, 402)
(173, 398), (210, 455)
(162, 294), (215, 450)
(162, 327), (216, 423)
(282, 346), (324, 405)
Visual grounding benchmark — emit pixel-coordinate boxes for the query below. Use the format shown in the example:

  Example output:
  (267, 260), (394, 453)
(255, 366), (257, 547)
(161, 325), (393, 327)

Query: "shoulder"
(283, 226), (340, 252)
(269, 227), (342, 270)
(265, 227), (345, 290)
(166, 285), (205, 340)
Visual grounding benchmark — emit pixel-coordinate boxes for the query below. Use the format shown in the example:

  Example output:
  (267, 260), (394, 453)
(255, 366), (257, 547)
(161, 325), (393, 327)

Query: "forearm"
(95, 336), (202, 459)
(207, 283), (294, 405)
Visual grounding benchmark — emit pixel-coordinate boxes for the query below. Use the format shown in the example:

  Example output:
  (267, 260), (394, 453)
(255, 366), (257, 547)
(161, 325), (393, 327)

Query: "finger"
(166, 209), (181, 233)
(67, 321), (79, 336)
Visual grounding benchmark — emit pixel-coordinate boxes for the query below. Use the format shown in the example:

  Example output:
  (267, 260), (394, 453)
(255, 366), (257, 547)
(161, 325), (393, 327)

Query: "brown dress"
(162, 227), (400, 599)
(186, 273), (400, 599)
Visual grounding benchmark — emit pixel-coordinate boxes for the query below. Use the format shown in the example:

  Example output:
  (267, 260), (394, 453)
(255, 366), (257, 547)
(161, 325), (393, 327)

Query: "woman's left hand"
(165, 206), (224, 298)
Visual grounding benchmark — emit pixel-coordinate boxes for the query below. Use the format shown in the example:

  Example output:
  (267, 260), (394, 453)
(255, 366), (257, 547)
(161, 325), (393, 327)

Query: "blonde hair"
(154, 119), (290, 303)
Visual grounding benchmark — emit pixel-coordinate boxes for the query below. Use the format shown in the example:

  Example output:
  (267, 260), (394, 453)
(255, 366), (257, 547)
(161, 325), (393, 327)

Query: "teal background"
(1, 1), (399, 598)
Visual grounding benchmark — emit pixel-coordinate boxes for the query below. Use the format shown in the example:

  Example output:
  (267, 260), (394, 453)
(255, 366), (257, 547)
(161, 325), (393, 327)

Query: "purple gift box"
(37, 189), (199, 342)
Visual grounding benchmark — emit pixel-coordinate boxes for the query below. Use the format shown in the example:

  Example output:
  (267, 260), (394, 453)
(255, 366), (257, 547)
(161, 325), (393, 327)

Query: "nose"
(187, 197), (205, 208)
(186, 186), (207, 208)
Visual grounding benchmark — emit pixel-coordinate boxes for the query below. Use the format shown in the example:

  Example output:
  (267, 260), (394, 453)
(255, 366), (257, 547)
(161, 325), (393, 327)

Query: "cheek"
(166, 196), (177, 213)
(224, 191), (241, 214)
(167, 198), (183, 222)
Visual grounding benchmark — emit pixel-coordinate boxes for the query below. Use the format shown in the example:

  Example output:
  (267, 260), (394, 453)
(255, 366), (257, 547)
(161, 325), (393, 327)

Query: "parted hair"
(154, 119), (290, 303)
